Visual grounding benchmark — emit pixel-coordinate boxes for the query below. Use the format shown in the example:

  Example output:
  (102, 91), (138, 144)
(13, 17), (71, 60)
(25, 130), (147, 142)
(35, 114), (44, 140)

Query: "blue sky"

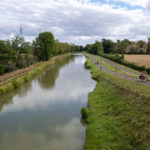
(0, 0), (150, 45)
(90, 0), (144, 9)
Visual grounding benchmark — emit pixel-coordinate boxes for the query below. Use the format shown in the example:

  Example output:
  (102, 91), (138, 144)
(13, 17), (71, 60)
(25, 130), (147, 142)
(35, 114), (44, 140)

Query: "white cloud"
(147, 0), (150, 10)
(0, 0), (150, 45)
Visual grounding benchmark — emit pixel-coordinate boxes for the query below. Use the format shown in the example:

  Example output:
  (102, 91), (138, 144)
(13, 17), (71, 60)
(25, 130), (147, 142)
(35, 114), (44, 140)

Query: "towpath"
(89, 54), (150, 87)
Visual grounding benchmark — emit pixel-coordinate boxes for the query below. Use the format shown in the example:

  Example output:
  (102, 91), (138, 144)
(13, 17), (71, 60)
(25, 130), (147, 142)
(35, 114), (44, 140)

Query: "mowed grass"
(85, 53), (150, 81)
(84, 57), (150, 150)
(87, 53), (141, 78)
(125, 55), (150, 68)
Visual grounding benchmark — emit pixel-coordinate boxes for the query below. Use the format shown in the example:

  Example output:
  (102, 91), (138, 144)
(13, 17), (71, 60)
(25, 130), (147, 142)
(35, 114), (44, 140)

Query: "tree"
(102, 39), (115, 53)
(34, 32), (55, 61)
(20, 42), (31, 54)
(146, 38), (150, 54)
(0, 40), (16, 74)
(11, 35), (25, 54)
(84, 41), (103, 55)
(91, 41), (103, 54)
(137, 40), (145, 48)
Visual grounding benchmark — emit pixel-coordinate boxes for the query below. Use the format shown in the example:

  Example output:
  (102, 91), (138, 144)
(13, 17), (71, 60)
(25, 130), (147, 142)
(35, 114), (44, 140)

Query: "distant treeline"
(84, 38), (150, 55)
(0, 32), (83, 75)
(84, 38), (150, 73)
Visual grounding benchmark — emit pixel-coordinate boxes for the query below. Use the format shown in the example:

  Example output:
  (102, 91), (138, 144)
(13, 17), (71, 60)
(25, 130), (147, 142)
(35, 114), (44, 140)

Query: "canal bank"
(84, 56), (150, 150)
(0, 53), (71, 95)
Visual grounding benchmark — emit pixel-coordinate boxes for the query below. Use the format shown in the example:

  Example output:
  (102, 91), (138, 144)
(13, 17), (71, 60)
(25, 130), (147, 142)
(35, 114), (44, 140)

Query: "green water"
(0, 54), (96, 150)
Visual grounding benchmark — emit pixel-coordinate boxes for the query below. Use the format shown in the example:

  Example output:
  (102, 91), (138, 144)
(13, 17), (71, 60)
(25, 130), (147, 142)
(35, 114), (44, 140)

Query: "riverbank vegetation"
(0, 53), (71, 95)
(84, 56), (150, 150)
(0, 32), (82, 75)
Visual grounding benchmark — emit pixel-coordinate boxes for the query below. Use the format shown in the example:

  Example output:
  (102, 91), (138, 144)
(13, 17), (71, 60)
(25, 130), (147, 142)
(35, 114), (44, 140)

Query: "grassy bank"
(99, 53), (150, 74)
(84, 57), (150, 150)
(0, 53), (71, 95)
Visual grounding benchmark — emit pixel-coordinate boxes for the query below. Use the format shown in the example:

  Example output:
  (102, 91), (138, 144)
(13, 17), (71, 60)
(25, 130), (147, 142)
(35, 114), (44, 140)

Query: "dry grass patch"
(124, 55), (150, 68)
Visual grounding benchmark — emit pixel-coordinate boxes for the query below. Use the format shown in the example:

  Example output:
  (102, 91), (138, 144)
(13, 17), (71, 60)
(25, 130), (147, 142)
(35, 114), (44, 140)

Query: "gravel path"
(90, 55), (150, 87)
(97, 55), (139, 75)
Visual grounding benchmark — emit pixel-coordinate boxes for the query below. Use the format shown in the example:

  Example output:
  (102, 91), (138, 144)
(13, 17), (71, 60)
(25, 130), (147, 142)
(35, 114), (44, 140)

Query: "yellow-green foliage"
(84, 57), (150, 150)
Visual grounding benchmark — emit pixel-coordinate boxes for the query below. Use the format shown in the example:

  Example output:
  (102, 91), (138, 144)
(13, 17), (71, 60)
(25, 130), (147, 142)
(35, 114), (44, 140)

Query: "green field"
(84, 57), (150, 150)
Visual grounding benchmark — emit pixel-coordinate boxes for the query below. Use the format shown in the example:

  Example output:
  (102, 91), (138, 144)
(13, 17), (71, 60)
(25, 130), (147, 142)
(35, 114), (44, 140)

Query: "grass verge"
(99, 53), (150, 74)
(0, 53), (71, 95)
(84, 56), (150, 150)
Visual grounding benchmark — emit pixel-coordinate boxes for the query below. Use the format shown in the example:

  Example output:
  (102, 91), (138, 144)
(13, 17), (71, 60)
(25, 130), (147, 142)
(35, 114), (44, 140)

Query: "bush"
(24, 75), (29, 82)
(12, 80), (19, 88)
(81, 107), (88, 119)
(0, 88), (4, 94)
(0, 66), (5, 75)
(85, 59), (91, 69)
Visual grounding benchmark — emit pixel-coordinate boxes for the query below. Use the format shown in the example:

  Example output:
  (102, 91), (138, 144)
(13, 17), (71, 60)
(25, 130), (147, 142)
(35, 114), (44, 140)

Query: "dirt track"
(89, 55), (150, 87)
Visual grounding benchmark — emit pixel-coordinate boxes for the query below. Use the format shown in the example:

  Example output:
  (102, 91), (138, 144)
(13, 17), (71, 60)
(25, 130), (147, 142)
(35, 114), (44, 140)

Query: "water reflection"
(38, 56), (75, 89)
(0, 55), (74, 111)
(0, 118), (85, 150)
(0, 54), (96, 150)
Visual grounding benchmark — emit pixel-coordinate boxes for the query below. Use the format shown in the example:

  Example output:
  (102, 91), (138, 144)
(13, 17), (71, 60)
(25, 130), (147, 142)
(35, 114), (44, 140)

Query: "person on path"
(139, 71), (148, 82)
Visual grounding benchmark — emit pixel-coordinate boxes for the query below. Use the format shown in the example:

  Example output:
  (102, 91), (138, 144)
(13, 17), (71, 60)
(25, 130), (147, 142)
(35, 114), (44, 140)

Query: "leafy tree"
(146, 38), (150, 54)
(11, 35), (24, 67)
(102, 39), (115, 53)
(11, 35), (25, 54)
(0, 40), (16, 74)
(0, 40), (15, 55)
(84, 41), (103, 55)
(20, 42), (31, 54)
(34, 32), (55, 61)
(122, 39), (131, 45)
(115, 40), (130, 54)
(54, 40), (72, 55)
(128, 46), (138, 54)
(71, 44), (81, 52)
(80, 46), (84, 51)
(137, 40), (145, 48)
(92, 41), (103, 54)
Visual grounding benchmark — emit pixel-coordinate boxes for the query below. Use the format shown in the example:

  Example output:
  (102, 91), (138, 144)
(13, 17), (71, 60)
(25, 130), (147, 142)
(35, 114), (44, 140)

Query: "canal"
(0, 53), (96, 150)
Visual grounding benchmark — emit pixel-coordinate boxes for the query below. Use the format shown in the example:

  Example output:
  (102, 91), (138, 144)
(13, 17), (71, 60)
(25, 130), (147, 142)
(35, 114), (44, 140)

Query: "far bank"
(0, 53), (71, 95)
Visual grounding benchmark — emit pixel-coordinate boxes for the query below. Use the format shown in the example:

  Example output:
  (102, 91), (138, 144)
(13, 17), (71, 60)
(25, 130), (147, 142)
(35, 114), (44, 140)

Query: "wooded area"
(0, 32), (82, 75)
(85, 38), (150, 55)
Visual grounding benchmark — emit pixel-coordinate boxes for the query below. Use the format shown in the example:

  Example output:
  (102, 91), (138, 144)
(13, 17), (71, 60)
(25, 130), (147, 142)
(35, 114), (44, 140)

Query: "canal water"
(0, 54), (96, 150)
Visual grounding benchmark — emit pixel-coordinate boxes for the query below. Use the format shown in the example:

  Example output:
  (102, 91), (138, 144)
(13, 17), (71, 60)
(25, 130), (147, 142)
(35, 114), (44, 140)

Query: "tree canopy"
(34, 32), (55, 61)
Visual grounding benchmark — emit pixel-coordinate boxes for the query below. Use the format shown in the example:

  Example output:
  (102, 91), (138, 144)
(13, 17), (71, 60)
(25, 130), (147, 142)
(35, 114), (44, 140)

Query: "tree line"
(0, 32), (82, 75)
(84, 38), (150, 55)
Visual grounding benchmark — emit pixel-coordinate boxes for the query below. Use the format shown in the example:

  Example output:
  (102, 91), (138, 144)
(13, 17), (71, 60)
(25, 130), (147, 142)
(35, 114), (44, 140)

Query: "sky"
(0, 0), (150, 45)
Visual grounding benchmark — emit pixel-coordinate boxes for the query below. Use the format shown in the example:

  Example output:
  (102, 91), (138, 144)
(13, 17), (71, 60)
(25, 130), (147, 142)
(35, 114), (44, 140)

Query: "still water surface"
(0, 54), (96, 150)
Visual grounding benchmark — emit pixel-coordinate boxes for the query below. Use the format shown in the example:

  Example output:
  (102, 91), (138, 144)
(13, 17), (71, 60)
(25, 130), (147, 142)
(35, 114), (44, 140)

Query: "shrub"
(81, 107), (88, 119)
(12, 80), (19, 88)
(85, 59), (91, 69)
(0, 66), (5, 75)
(0, 88), (4, 94)
(24, 75), (29, 82)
